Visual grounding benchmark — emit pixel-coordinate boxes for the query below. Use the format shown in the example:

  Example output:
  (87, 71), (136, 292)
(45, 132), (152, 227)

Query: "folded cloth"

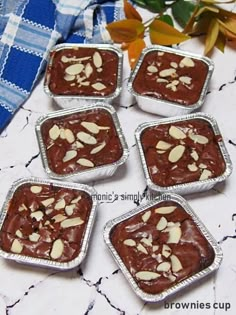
(0, 0), (123, 133)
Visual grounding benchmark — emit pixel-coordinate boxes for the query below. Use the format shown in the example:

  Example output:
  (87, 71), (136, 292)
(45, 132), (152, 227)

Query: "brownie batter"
(0, 183), (93, 262)
(41, 109), (123, 175)
(141, 119), (226, 187)
(47, 47), (119, 96)
(111, 201), (215, 294)
(132, 51), (209, 106)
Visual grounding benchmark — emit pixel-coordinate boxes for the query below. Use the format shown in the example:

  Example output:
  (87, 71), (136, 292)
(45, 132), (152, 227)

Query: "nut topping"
(65, 63), (84, 75)
(11, 239), (23, 254)
(159, 68), (176, 77)
(64, 74), (75, 82)
(30, 186), (42, 194)
(123, 239), (136, 246)
(189, 133), (209, 144)
(91, 82), (106, 91)
(49, 124), (60, 140)
(147, 65), (158, 73)
(65, 129), (75, 143)
(142, 210), (151, 222)
(169, 126), (186, 140)
(156, 140), (172, 150)
(137, 243), (148, 254)
(71, 195), (82, 204)
(81, 121), (99, 134)
(179, 76), (192, 85)
(30, 211), (44, 221)
(65, 204), (76, 216)
(85, 63), (93, 78)
(170, 254), (183, 272)
(199, 169), (212, 181)
(168, 145), (185, 163)
(15, 230), (23, 238)
(156, 216), (168, 231)
(187, 163), (198, 172)
(62, 150), (77, 162)
(29, 233), (40, 242)
(135, 271), (161, 281)
(50, 239), (64, 259)
(162, 244), (172, 258)
(77, 131), (97, 145)
(55, 198), (66, 210)
(179, 57), (195, 68)
(167, 226), (182, 244)
(61, 217), (84, 228)
(155, 206), (177, 214)
(18, 204), (27, 212)
(93, 51), (102, 68)
(41, 198), (55, 207)
(77, 158), (94, 168)
(156, 262), (171, 272)
(191, 150), (199, 161)
(52, 214), (67, 223)
(90, 141), (106, 154)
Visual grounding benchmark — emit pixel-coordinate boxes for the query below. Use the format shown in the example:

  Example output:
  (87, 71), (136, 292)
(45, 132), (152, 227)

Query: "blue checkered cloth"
(0, 0), (123, 133)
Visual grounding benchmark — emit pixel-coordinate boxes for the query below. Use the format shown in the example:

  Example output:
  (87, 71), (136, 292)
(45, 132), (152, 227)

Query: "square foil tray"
(0, 177), (98, 270)
(44, 43), (123, 109)
(127, 45), (214, 117)
(103, 193), (223, 302)
(35, 103), (129, 183)
(135, 112), (233, 195)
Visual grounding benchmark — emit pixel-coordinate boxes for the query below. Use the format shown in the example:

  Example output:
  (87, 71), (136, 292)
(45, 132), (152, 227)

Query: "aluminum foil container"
(104, 193), (223, 302)
(0, 177), (98, 270)
(135, 112), (233, 195)
(127, 45), (214, 117)
(35, 103), (129, 183)
(44, 43), (123, 109)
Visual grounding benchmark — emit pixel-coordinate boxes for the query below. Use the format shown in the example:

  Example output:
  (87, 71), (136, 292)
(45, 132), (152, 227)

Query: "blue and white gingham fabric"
(0, 0), (123, 132)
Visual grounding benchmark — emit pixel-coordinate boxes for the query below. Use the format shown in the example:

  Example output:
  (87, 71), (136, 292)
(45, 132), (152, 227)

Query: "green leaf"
(158, 14), (174, 26)
(133, 0), (165, 13)
(172, 0), (196, 28)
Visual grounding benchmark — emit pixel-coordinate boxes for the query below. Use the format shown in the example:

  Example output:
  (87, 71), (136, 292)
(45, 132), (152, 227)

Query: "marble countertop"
(1, 15), (236, 315)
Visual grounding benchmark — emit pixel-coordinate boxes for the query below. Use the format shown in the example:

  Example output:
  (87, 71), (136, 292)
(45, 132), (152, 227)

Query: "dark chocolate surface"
(0, 183), (92, 262)
(111, 201), (215, 294)
(48, 47), (119, 96)
(141, 119), (226, 187)
(41, 109), (123, 175)
(132, 51), (209, 106)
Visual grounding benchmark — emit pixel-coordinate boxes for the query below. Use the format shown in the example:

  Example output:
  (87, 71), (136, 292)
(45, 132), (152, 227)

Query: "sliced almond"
(162, 244), (172, 258)
(49, 125), (60, 140)
(11, 239), (23, 254)
(152, 245), (159, 252)
(199, 163), (207, 169)
(92, 82), (106, 91)
(97, 68), (103, 72)
(71, 196), (82, 204)
(157, 262), (171, 272)
(55, 198), (66, 210)
(168, 145), (185, 163)
(157, 150), (166, 154)
(15, 229), (23, 238)
(199, 169), (212, 181)
(156, 140), (172, 150)
(180, 76), (192, 85)
(85, 63), (93, 78)
(52, 214), (67, 223)
(30, 211), (44, 221)
(170, 254), (183, 272)
(187, 163), (198, 172)
(65, 129), (75, 144)
(156, 216), (168, 231)
(147, 65), (158, 73)
(77, 75), (86, 83)
(65, 63), (84, 75)
(30, 186), (42, 194)
(141, 237), (152, 247)
(170, 62), (178, 69)
(44, 220), (50, 226)
(168, 274), (177, 282)
(61, 56), (90, 63)
(93, 51), (103, 68)
(98, 125), (110, 130)
(155, 206), (177, 214)
(81, 121), (99, 134)
(191, 150), (199, 161)
(157, 78), (168, 83)
(169, 126), (186, 140)
(77, 131), (97, 145)
(166, 83), (177, 92)
(41, 198), (55, 207)
(18, 204), (27, 212)
(142, 210), (151, 222)
(137, 243), (148, 254)
(29, 233), (40, 242)
(64, 74), (75, 82)
(167, 226), (182, 244)
(80, 81), (90, 86)
(77, 158), (94, 168)
(159, 68), (176, 77)
(45, 209), (53, 215)
(90, 141), (106, 154)
(62, 150), (77, 162)
(50, 239), (64, 259)
(189, 133), (209, 144)
(158, 51), (164, 56)
(61, 217), (84, 228)
(65, 204), (76, 216)
(123, 239), (136, 247)
(135, 271), (160, 281)
(179, 57), (195, 68)
(60, 128), (66, 139)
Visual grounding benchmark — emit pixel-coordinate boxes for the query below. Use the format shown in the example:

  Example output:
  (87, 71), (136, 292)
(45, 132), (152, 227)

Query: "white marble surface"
(1, 17), (236, 315)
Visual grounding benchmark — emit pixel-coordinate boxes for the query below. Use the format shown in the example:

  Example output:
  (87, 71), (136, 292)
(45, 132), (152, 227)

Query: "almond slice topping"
(155, 206), (177, 214)
(65, 204), (76, 216)
(77, 131), (97, 145)
(18, 204), (27, 212)
(92, 82), (106, 91)
(49, 124), (60, 140)
(15, 230), (23, 238)
(30, 186), (42, 194)
(135, 271), (161, 281)
(189, 133), (209, 144)
(85, 63), (93, 78)
(52, 214), (67, 223)
(62, 150), (77, 162)
(65, 63), (84, 75)
(29, 233), (40, 242)
(179, 57), (195, 68)
(30, 211), (44, 221)
(169, 126), (186, 140)
(170, 254), (183, 272)
(77, 158), (94, 167)
(93, 51), (103, 68)
(71, 196), (82, 204)
(65, 129), (75, 143)
(187, 163), (198, 172)
(147, 65), (158, 73)
(55, 198), (66, 210)
(11, 239), (23, 254)
(162, 244), (172, 258)
(64, 74), (75, 82)
(159, 68), (176, 77)
(156, 140), (172, 150)
(199, 169), (212, 181)
(167, 226), (182, 244)
(191, 150), (199, 161)
(142, 210), (151, 222)
(156, 216), (168, 231)
(168, 145), (185, 163)
(61, 217), (84, 228)
(41, 198), (55, 207)
(81, 121), (99, 134)
(137, 243), (148, 254)
(90, 141), (106, 154)
(50, 239), (64, 259)
(157, 262), (171, 272)
(123, 239), (136, 246)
